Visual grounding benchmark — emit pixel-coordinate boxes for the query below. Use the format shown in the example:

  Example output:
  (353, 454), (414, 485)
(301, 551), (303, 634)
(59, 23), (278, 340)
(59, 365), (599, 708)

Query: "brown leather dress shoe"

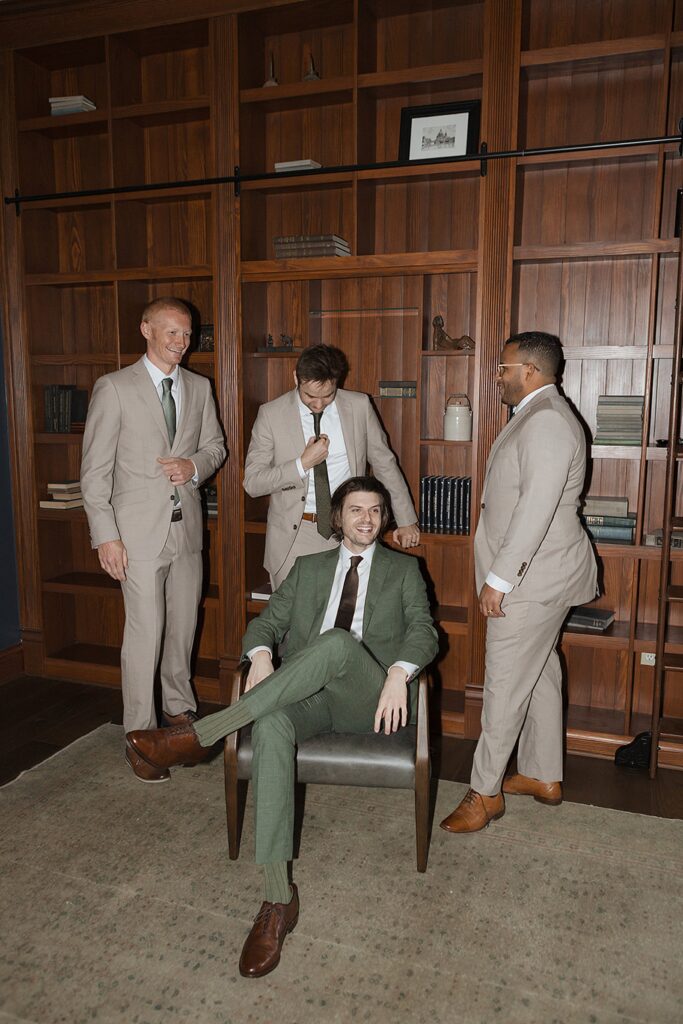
(239, 885), (299, 979)
(126, 724), (212, 770)
(439, 788), (505, 833)
(503, 772), (562, 805)
(125, 746), (170, 783)
(160, 709), (199, 728)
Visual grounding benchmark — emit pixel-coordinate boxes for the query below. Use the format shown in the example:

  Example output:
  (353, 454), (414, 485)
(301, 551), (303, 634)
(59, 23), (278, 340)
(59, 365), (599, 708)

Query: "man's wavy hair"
(329, 476), (392, 541)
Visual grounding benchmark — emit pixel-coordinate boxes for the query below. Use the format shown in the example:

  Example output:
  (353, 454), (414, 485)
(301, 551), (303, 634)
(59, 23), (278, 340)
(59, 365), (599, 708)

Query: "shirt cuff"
(390, 661), (419, 682)
(191, 460), (199, 487)
(486, 571), (514, 594)
(246, 645), (273, 662)
(295, 457), (307, 480)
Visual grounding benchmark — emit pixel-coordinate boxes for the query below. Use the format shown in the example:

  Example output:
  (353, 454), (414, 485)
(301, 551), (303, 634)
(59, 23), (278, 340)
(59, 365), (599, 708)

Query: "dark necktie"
(312, 410), (332, 539)
(161, 378), (179, 504)
(334, 555), (362, 632)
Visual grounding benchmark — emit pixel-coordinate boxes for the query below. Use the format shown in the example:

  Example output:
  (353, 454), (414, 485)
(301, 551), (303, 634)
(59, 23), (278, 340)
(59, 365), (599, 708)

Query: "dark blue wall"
(0, 319), (20, 650)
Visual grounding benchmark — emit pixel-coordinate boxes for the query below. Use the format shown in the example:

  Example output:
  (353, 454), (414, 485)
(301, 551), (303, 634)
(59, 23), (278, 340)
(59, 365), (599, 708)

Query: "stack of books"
(44, 385), (89, 433)
(274, 159), (321, 173)
(581, 495), (635, 544)
(378, 380), (416, 398)
(644, 527), (683, 549)
(49, 95), (96, 116)
(565, 605), (615, 633)
(202, 485), (218, 518)
(594, 395), (644, 446)
(250, 582), (272, 602)
(273, 234), (350, 258)
(419, 476), (471, 534)
(39, 480), (83, 510)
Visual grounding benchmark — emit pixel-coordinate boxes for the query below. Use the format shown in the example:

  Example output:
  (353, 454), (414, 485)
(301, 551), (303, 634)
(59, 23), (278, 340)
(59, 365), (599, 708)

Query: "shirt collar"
(513, 382), (554, 416)
(296, 392), (337, 419)
(339, 540), (376, 569)
(143, 354), (180, 389)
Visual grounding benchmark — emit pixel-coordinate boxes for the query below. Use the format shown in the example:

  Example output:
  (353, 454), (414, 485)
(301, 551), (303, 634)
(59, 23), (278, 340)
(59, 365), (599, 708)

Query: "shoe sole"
(504, 789), (562, 805)
(439, 809), (505, 834)
(125, 750), (170, 783)
(238, 916), (299, 979)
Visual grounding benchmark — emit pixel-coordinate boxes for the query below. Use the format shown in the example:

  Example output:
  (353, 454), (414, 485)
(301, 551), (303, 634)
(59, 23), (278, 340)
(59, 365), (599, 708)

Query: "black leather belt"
(171, 508), (183, 522)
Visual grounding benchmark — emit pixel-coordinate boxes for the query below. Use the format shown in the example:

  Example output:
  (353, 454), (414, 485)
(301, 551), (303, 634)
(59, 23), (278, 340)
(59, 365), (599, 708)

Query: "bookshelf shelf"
(520, 34), (666, 69)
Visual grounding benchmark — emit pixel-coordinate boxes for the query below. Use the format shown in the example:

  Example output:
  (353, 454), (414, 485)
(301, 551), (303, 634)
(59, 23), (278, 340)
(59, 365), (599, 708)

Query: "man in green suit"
(127, 476), (438, 979)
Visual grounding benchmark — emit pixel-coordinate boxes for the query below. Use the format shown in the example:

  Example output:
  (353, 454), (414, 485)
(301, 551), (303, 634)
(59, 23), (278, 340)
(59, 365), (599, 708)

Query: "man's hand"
(245, 650), (275, 692)
(393, 523), (420, 549)
(97, 539), (128, 582)
(157, 456), (196, 486)
(374, 666), (409, 735)
(479, 582), (505, 618)
(300, 434), (330, 471)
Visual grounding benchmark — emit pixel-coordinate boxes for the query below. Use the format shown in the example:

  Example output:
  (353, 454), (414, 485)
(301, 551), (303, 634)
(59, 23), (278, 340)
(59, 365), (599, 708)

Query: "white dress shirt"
(485, 383), (556, 594)
(249, 540), (418, 682)
(294, 396), (351, 513)
(143, 355), (198, 496)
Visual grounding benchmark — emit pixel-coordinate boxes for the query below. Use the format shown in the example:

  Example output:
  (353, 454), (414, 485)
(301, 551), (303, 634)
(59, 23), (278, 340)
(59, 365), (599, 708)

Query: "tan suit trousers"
(471, 600), (568, 796)
(269, 519), (339, 591)
(120, 519), (202, 732)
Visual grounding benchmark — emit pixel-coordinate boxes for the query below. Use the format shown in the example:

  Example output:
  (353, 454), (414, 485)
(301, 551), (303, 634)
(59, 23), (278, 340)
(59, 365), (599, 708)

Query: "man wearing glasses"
(440, 332), (597, 833)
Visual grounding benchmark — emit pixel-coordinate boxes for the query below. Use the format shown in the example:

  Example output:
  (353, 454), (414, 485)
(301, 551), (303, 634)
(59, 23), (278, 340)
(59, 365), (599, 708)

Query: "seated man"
(127, 476), (438, 979)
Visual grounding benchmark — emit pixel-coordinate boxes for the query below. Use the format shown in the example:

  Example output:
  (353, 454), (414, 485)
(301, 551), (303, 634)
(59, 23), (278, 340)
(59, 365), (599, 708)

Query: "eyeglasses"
(496, 362), (540, 375)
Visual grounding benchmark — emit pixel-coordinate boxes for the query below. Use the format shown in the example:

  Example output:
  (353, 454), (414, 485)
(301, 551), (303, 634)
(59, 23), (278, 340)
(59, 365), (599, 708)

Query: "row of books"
(273, 233), (350, 258)
(202, 485), (218, 518)
(419, 476), (471, 535)
(44, 385), (88, 433)
(50, 94), (96, 116)
(594, 395), (644, 446)
(39, 480), (83, 510)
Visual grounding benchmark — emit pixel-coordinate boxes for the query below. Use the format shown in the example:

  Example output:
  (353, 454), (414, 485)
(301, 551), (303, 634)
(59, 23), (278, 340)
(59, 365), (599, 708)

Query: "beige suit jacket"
(474, 385), (597, 607)
(81, 358), (226, 560)
(243, 388), (417, 576)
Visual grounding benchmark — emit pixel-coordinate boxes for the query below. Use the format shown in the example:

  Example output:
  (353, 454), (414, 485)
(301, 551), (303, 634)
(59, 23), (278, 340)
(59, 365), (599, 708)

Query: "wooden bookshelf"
(1, 0), (683, 768)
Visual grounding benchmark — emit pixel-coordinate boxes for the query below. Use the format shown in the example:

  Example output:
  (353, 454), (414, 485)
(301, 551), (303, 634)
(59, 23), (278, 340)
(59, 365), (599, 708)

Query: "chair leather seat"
(236, 724), (417, 788)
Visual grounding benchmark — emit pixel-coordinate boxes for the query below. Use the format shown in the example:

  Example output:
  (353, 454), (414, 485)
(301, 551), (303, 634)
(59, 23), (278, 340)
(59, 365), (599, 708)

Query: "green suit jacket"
(242, 543), (438, 676)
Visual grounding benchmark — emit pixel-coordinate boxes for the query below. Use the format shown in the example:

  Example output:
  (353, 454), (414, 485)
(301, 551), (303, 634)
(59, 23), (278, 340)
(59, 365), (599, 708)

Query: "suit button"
(480, 502), (486, 509)
(301, 496), (305, 502)
(293, 524), (297, 530)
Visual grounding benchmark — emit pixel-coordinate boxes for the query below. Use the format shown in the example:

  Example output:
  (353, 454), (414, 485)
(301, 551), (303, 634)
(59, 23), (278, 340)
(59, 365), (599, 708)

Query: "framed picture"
(398, 100), (480, 162)
(198, 323), (214, 352)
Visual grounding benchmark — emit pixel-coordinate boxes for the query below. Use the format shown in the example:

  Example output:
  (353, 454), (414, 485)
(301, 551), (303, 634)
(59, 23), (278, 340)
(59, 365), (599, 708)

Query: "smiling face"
(141, 307), (192, 374)
(339, 490), (385, 553)
(294, 374), (338, 415)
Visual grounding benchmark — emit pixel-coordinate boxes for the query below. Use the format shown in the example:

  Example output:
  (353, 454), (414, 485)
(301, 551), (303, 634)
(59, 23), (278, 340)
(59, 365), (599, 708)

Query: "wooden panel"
(17, 125), (112, 196)
(361, 0), (484, 74)
(420, 356), (475, 440)
(22, 204), (114, 275)
(241, 184), (354, 261)
(115, 196), (212, 269)
(25, 285), (117, 357)
(109, 22), (209, 106)
(522, 0), (669, 50)
(561, 644), (630, 712)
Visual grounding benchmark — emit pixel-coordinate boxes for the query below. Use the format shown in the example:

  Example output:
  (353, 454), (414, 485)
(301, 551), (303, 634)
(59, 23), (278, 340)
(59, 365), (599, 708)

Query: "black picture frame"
(398, 100), (481, 162)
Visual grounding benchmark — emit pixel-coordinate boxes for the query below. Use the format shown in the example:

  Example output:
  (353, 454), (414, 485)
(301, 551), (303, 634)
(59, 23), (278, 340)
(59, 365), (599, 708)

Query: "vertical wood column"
(0, 50), (42, 673)
(465, 0), (522, 737)
(211, 15), (245, 698)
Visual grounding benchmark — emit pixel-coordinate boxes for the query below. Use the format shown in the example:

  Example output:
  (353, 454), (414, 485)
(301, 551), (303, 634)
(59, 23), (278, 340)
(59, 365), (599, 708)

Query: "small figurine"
(279, 333), (294, 350)
(432, 314), (475, 351)
(303, 45), (320, 81)
(266, 333), (274, 349)
(263, 53), (278, 88)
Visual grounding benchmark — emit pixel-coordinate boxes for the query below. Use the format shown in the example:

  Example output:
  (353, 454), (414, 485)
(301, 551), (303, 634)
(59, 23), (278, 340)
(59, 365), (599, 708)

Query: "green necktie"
(312, 410), (332, 539)
(161, 377), (179, 505)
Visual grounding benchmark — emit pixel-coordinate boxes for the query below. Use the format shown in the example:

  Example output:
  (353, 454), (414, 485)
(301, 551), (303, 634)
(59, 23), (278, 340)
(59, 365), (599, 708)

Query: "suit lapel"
(172, 368), (193, 454)
(132, 358), (169, 446)
(363, 543), (391, 634)
(310, 548), (341, 636)
(286, 389), (307, 460)
(335, 390), (357, 473)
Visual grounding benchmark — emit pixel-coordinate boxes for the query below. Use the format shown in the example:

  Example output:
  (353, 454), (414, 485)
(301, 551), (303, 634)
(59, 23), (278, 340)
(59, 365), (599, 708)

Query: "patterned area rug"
(0, 724), (681, 1024)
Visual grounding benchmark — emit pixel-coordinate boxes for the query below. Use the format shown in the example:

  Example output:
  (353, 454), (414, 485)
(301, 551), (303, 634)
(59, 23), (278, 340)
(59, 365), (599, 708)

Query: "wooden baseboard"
(0, 643), (23, 683)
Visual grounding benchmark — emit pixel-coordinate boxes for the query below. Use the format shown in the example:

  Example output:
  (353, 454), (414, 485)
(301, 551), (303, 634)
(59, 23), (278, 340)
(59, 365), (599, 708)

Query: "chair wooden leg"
(415, 771), (430, 872)
(224, 739), (247, 860)
(414, 671), (431, 872)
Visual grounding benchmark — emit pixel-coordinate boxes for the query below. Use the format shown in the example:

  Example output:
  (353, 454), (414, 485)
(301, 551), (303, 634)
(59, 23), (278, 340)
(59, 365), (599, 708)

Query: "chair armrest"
(224, 664), (249, 761)
(415, 670), (430, 780)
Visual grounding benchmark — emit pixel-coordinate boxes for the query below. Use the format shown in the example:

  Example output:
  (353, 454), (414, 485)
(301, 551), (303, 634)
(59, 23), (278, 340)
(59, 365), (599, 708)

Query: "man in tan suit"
(440, 332), (597, 833)
(80, 297), (226, 782)
(244, 344), (420, 590)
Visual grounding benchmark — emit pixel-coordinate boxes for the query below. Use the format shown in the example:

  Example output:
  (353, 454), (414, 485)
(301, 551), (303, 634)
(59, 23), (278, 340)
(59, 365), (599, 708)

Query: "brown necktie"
(334, 555), (363, 632)
(312, 411), (332, 540)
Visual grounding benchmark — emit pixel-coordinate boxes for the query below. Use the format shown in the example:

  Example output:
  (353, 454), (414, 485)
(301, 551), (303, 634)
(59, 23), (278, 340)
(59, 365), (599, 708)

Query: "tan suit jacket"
(243, 388), (417, 576)
(474, 385), (597, 607)
(81, 358), (226, 560)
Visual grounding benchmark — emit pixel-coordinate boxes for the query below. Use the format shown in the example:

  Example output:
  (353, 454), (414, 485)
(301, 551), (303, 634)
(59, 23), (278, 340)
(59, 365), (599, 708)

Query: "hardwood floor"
(1, 674), (681, 819)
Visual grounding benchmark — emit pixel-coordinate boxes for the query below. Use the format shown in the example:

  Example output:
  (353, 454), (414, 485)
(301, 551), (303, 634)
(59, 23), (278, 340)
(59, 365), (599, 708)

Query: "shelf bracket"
(13, 188), (21, 217)
(479, 142), (488, 177)
(234, 165), (241, 198)
(679, 118), (683, 157)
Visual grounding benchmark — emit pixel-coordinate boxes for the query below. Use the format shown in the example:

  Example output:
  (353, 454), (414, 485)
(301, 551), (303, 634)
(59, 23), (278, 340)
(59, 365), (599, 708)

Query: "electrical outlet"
(640, 652), (656, 666)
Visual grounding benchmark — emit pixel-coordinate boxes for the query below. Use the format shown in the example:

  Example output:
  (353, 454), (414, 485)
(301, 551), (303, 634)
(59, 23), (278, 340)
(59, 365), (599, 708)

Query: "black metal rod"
(4, 132), (682, 208)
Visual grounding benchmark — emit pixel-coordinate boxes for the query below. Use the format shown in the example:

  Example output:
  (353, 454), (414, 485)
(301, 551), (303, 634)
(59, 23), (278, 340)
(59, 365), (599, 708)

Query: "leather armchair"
(223, 666), (432, 872)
